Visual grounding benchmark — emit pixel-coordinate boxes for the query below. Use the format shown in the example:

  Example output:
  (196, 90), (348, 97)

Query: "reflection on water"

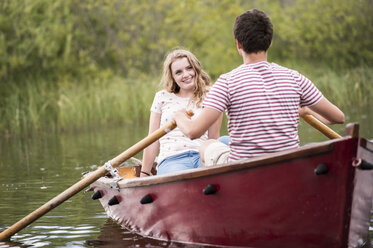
(86, 219), (210, 248)
(0, 108), (372, 247)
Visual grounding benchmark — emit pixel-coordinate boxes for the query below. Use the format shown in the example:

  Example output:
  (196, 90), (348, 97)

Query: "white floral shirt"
(151, 90), (208, 163)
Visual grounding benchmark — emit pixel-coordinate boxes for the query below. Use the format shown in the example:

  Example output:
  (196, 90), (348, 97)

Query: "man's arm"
(299, 97), (345, 124)
(174, 107), (222, 139)
(207, 112), (223, 139)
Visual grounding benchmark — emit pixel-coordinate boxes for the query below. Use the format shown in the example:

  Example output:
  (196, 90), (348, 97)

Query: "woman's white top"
(150, 90), (208, 163)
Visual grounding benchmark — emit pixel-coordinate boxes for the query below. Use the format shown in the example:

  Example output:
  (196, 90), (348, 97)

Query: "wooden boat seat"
(117, 167), (137, 178)
(116, 157), (157, 178)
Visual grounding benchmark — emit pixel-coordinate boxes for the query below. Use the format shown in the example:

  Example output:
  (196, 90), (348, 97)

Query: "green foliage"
(0, 0), (372, 136)
(0, 0), (97, 80)
(1, 0), (371, 81)
(271, 0), (373, 68)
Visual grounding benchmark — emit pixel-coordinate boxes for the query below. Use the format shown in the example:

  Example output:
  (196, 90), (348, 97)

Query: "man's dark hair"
(233, 9), (273, 54)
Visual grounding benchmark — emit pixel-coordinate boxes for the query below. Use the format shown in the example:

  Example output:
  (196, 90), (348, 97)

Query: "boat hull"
(90, 137), (373, 248)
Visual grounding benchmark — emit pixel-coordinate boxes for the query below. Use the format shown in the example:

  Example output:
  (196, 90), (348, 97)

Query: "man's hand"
(174, 107), (222, 140)
(298, 106), (310, 117)
(174, 109), (191, 121)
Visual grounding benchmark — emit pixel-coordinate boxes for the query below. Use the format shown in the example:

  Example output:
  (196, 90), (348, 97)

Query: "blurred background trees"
(1, 0), (372, 82)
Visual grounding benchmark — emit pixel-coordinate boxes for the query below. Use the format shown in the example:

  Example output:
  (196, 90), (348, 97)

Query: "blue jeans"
(157, 151), (202, 175)
(218, 136), (230, 145)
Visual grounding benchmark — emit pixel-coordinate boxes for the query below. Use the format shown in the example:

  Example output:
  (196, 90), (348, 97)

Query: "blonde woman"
(140, 49), (222, 177)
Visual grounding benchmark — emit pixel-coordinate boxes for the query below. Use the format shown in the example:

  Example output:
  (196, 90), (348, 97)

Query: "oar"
(0, 115), (188, 241)
(301, 114), (342, 139)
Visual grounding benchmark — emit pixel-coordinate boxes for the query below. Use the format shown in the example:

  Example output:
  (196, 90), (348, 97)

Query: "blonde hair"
(161, 49), (211, 107)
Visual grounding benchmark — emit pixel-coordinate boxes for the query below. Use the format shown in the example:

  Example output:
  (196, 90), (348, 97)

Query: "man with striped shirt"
(174, 9), (344, 166)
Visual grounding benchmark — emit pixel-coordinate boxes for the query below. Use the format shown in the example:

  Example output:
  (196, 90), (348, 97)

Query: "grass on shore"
(1, 76), (159, 136)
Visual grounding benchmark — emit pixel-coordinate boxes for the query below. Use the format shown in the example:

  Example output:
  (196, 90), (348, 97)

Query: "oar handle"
(301, 114), (342, 139)
(0, 111), (195, 241)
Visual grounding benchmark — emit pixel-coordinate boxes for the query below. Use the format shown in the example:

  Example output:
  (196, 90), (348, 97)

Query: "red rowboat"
(88, 123), (373, 248)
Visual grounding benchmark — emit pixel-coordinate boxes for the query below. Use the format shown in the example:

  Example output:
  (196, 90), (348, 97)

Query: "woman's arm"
(299, 97), (345, 125)
(141, 111), (161, 177)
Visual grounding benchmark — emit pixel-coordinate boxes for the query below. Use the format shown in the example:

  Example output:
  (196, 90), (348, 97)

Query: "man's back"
(203, 61), (323, 160)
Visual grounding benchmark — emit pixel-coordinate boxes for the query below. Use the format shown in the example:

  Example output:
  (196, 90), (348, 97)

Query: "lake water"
(0, 108), (372, 247)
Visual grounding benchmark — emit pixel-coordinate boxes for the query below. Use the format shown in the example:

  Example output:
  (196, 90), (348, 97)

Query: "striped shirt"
(203, 61), (323, 161)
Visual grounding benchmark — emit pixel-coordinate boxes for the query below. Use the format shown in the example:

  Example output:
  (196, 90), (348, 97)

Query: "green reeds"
(1, 79), (59, 135)
(281, 61), (372, 108)
(57, 77), (160, 131)
(0, 76), (159, 136)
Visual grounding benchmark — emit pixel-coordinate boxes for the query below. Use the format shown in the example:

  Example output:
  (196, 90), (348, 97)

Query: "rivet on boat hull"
(314, 164), (328, 175)
(108, 196), (120, 206)
(203, 184), (217, 195)
(92, 190), (102, 200)
(140, 194), (153, 204)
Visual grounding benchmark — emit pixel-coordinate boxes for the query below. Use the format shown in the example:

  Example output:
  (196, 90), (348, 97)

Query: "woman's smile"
(171, 57), (196, 96)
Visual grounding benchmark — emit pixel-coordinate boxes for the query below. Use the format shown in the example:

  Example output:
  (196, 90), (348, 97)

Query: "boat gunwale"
(360, 138), (373, 152)
(100, 137), (357, 189)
